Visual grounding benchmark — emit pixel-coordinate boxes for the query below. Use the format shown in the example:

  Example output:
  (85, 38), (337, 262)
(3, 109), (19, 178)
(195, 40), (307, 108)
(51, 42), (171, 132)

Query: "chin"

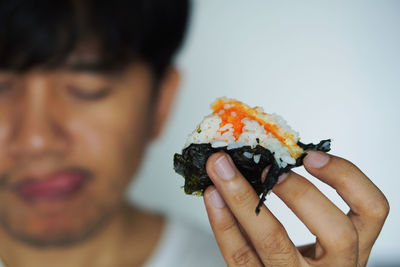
(0, 202), (115, 248)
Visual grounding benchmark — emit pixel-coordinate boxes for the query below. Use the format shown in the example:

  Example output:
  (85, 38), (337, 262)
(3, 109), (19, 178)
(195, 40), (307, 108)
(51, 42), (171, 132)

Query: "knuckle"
(333, 222), (359, 253)
(260, 227), (292, 254)
(292, 181), (314, 201)
(367, 196), (390, 222)
(216, 219), (237, 234)
(231, 245), (254, 266)
(259, 229), (299, 265)
(231, 184), (254, 208)
(266, 255), (299, 267)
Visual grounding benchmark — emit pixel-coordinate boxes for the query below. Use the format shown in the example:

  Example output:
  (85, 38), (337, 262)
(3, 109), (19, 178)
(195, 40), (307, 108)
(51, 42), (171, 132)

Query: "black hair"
(0, 0), (190, 80)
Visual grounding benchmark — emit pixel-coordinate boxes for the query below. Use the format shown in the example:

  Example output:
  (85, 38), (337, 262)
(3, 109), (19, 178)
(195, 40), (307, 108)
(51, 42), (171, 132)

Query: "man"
(0, 0), (389, 266)
(0, 1), (221, 266)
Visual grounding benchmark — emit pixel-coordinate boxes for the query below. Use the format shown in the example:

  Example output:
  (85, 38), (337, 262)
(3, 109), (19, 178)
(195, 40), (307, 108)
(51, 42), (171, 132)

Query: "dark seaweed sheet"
(174, 139), (331, 214)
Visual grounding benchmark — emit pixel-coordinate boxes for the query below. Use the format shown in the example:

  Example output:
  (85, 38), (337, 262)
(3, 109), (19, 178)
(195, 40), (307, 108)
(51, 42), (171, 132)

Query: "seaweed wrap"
(174, 97), (331, 214)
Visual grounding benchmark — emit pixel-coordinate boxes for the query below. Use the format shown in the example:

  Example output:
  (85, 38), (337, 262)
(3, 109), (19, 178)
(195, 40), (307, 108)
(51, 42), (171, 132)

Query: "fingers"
(204, 150), (387, 267)
(303, 151), (390, 264)
(206, 152), (302, 266)
(204, 186), (263, 267)
(272, 171), (358, 265)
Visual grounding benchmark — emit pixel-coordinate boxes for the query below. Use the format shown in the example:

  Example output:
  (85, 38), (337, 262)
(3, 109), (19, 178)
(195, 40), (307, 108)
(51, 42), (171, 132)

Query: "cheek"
(0, 125), (8, 157)
(0, 124), (7, 142)
(66, 106), (150, 184)
(67, 120), (104, 158)
(0, 120), (12, 171)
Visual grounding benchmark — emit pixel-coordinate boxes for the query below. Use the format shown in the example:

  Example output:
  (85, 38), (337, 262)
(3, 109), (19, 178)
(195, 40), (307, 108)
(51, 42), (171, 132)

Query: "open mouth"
(13, 168), (92, 203)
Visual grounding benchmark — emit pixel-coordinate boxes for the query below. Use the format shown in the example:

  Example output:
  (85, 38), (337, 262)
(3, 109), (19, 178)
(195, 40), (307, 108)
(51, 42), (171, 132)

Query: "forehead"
(0, 40), (133, 75)
(66, 40), (102, 65)
(60, 40), (124, 73)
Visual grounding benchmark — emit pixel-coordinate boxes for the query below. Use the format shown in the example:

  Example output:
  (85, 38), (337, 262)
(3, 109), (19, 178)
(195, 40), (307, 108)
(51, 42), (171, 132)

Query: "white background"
(129, 1), (400, 265)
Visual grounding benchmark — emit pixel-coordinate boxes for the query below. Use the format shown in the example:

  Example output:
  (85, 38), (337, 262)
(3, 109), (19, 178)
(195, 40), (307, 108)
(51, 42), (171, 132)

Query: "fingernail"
(214, 155), (235, 180)
(304, 151), (330, 169)
(210, 189), (225, 209)
(277, 172), (289, 184)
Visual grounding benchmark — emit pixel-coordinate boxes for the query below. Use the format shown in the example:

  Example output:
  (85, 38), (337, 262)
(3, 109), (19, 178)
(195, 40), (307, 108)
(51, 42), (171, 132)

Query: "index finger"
(206, 152), (302, 266)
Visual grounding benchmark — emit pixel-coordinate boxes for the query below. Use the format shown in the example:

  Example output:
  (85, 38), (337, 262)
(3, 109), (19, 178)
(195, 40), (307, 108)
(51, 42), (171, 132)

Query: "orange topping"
(211, 98), (285, 143)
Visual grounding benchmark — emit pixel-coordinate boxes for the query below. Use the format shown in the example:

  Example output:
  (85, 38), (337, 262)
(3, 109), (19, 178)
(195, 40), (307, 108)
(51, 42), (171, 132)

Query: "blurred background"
(128, 1), (400, 266)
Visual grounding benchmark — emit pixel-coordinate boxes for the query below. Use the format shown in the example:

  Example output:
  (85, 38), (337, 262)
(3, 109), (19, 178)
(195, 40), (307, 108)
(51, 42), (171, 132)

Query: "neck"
(0, 204), (164, 267)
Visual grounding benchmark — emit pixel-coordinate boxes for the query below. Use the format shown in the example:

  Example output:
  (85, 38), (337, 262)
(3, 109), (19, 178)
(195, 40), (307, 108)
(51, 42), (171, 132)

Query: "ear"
(151, 66), (180, 140)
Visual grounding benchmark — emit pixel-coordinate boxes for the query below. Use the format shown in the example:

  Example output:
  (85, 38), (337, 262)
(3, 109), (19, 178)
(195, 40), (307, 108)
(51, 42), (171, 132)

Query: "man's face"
(0, 54), (156, 246)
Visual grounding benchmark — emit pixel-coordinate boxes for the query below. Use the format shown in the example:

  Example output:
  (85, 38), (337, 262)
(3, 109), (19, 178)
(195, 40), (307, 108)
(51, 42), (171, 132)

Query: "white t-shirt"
(143, 217), (225, 267)
(0, 217), (226, 267)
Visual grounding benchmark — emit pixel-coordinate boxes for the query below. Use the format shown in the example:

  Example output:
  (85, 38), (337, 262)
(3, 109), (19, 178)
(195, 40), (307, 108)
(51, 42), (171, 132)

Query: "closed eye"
(68, 86), (111, 100)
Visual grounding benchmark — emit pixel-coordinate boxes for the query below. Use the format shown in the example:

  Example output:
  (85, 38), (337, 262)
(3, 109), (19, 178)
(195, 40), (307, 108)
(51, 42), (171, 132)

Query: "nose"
(8, 75), (69, 161)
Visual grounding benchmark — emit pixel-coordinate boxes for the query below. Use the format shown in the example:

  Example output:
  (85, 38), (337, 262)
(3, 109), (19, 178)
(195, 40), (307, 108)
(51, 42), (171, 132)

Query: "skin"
(204, 151), (389, 266)
(0, 51), (180, 267)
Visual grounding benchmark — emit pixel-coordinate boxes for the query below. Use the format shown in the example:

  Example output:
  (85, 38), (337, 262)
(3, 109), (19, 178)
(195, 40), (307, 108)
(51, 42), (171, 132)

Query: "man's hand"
(203, 151), (389, 266)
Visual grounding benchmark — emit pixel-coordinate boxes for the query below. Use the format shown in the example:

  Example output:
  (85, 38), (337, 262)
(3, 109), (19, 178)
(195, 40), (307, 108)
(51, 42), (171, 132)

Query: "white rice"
(243, 152), (253, 158)
(183, 99), (301, 168)
(253, 154), (261, 164)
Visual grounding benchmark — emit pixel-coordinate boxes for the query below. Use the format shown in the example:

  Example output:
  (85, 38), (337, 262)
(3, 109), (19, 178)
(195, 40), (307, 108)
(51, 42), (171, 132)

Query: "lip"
(13, 168), (92, 203)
